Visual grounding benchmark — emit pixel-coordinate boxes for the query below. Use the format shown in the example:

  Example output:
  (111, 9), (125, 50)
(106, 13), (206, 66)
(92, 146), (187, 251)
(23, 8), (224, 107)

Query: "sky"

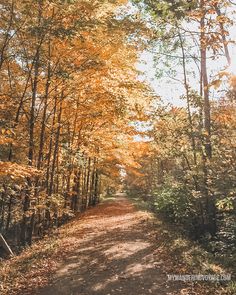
(137, 51), (187, 107)
(136, 4), (236, 107)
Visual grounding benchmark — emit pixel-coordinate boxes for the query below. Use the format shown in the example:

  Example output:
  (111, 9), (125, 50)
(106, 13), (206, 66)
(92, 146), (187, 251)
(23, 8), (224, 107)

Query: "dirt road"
(38, 196), (187, 295)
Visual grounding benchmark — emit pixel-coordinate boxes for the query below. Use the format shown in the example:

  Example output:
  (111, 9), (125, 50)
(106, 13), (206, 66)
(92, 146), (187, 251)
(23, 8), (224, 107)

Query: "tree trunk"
(48, 94), (63, 196)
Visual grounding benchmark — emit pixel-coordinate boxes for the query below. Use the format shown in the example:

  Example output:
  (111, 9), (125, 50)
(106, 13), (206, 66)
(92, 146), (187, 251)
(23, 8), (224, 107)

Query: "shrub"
(153, 185), (197, 227)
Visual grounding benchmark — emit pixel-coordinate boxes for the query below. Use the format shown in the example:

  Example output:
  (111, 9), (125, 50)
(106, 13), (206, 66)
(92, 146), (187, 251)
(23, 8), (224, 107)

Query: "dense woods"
(0, 0), (151, 250)
(126, 0), (236, 259)
(0, 0), (235, 293)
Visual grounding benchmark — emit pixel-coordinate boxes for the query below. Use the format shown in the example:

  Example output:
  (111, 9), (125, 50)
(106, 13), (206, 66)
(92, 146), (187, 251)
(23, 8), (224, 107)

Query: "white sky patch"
(136, 5), (236, 106)
(133, 134), (152, 142)
(137, 51), (187, 107)
(129, 121), (153, 142)
(228, 47), (236, 74)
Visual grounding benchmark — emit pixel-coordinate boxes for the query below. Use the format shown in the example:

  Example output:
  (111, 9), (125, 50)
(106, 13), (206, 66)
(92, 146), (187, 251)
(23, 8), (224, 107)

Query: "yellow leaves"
(0, 136), (13, 145)
(216, 15), (231, 25)
(209, 79), (222, 89)
(189, 10), (204, 21)
(35, 204), (47, 210)
(218, 71), (230, 78)
(117, 0), (128, 4)
(95, 0), (128, 19)
(209, 70), (234, 90)
(0, 0), (152, 193)
(80, 31), (89, 38)
(1, 128), (12, 136)
(208, 9), (216, 15)
(0, 129), (14, 145)
(100, 46), (120, 60)
(0, 162), (40, 179)
(229, 75), (236, 89)
(213, 103), (236, 127)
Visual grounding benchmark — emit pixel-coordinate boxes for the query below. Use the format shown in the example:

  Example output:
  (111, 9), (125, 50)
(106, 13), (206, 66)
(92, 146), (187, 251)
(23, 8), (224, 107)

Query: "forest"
(0, 0), (235, 294)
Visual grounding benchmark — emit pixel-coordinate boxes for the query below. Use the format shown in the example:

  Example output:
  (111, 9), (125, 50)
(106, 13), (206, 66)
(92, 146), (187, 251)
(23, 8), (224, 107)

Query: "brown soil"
(37, 195), (189, 295)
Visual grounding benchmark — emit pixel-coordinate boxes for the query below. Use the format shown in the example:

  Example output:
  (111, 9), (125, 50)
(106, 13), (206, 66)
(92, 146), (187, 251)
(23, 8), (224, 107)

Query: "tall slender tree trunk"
(214, 4), (231, 65)
(46, 94), (58, 193)
(85, 157), (91, 208)
(28, 0), (43, 166)
(37, 47), (51, 170)
(89, 158), (96, 206)
(200, 5), (211, 159)
(48, 91), (63, 196)
(179, 32), (198, 167)
(199, 1), (216, 235)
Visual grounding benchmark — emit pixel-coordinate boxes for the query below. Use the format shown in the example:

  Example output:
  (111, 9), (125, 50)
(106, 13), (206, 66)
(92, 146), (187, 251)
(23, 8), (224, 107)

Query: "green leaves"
(132, 0), (198, 20)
